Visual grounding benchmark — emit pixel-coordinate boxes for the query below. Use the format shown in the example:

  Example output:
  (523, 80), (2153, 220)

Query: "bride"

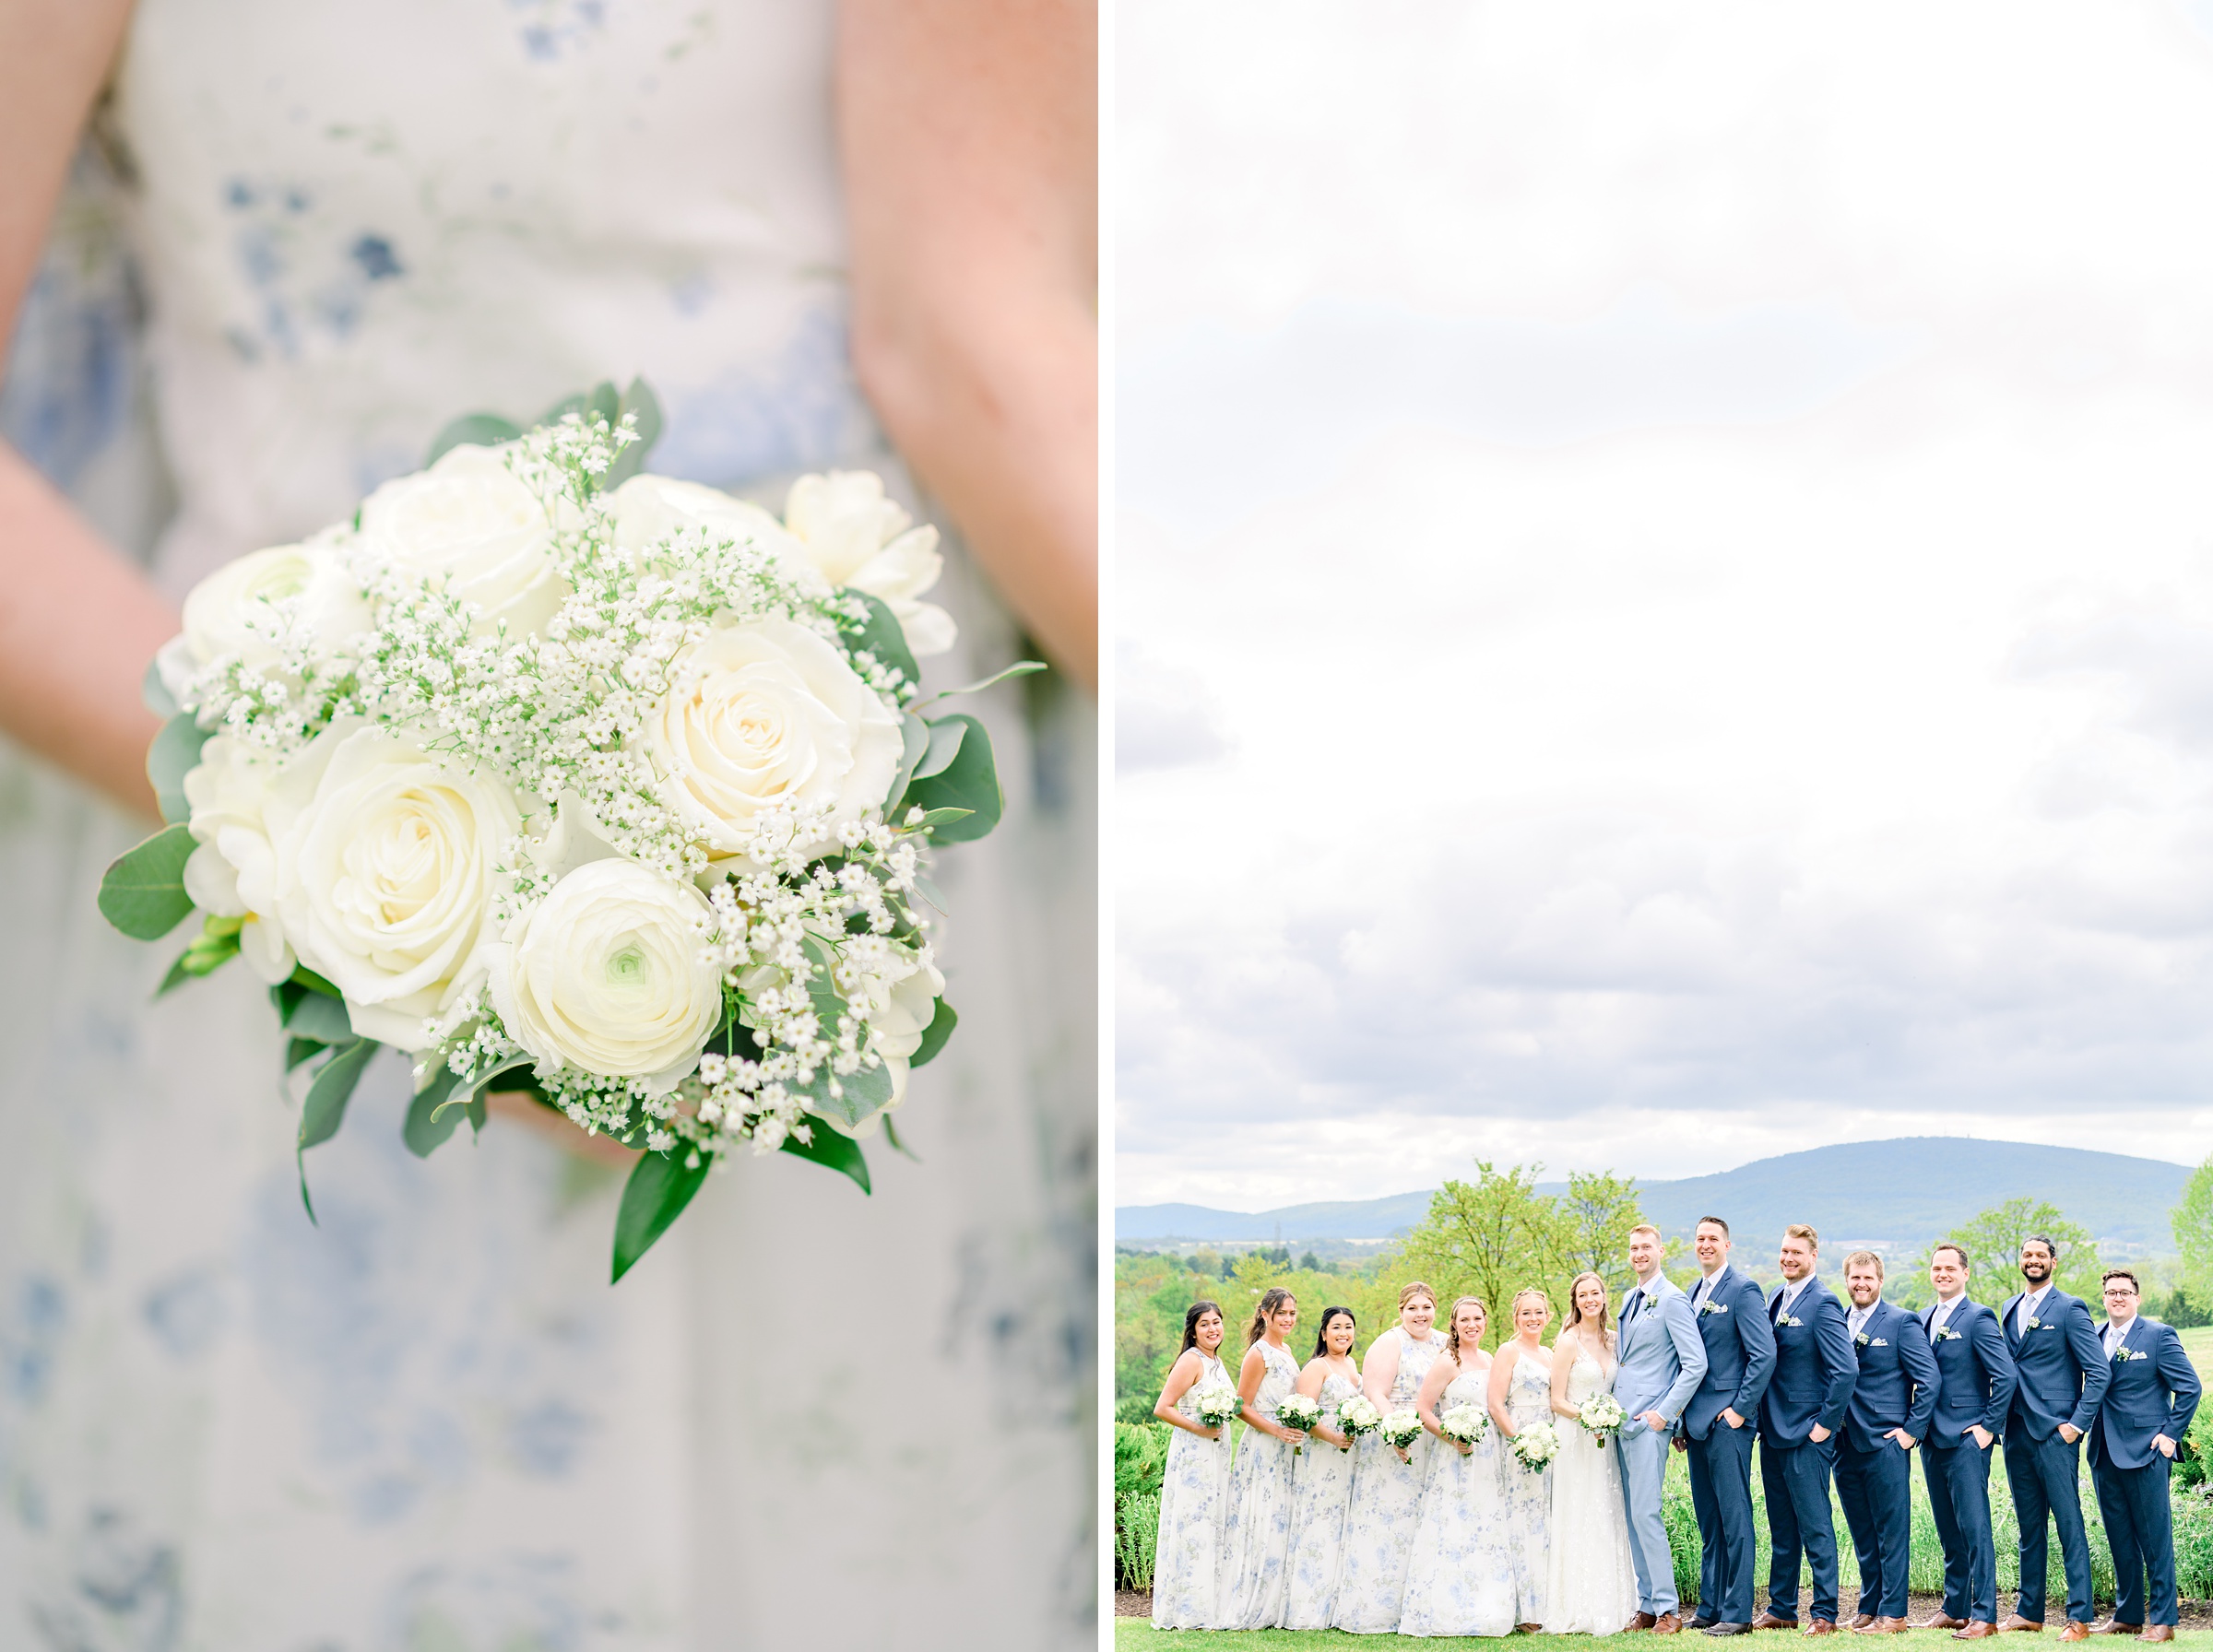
(0, 2), (1094, 1643)
(1542, 1270), (1643, 1634)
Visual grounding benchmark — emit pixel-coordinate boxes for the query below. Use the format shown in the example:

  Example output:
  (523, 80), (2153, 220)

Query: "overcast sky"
(1116, 2), (2213, 1210)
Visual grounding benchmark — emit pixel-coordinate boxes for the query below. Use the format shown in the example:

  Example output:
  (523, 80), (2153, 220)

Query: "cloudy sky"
(1116, 2), (2213, 1210)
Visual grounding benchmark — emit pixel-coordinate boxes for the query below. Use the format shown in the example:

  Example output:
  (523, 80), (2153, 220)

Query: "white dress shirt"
(2015, 1284), (2050, 1337)
(1929, 1292), (1969, 1337)
(1694, 1264), (1729, 1309)
(1848, 1303), (1872, 1339)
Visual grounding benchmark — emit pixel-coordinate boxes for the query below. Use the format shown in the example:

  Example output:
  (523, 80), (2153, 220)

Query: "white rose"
(167, 536), (373, 686)
(858, 954), (945, 1131)
(357, 443), (565, 637)
(643, 616), (903, 855)
(486, 858), (721, 1092)
(182, 734), (295, 983)
(604, 473), (816, 588)
(783, 471), (956, 656)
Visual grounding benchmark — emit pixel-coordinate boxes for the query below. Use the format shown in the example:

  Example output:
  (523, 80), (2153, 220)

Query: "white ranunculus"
(604, 473), (816, 588)
(783, 471), (956, 656)
(169, 536), (373, 685)
(486, 858), (721, 1091)
(357, 443), (565, 637)
(643, 616), (903, 855)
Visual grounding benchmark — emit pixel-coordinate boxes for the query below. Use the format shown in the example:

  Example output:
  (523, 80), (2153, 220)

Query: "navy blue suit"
(1833, 1299), (1938, 1620)
(1757, 1276), (1856, 1622)
(2089, 1317), (2202, 1627)
(1998, 1285), (2110, 1624)
(1683, 1264), (1777, 1624)
(1921, 1297), (2018, 1624)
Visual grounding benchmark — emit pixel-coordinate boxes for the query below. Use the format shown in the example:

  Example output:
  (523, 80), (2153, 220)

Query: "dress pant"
(2092, 1454), (2178, 1628)
(1619, 1426), (1680, 1617)
(2004, 1430), (2093, 1624)
(1833, 1434), (1913, 1620)
(1923, 1434), (1997, 1623)
(1760, 1435), (1840, 1622)
(1686, 1421), (1758, 1623)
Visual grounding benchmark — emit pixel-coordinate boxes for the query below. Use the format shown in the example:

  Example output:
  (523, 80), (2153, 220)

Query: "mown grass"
(1114, 1625), (2213, 1647)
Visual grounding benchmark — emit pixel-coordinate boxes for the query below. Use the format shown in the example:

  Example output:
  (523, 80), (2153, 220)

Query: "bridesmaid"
(1283, 1304), (1364, 1628)
(1330, 1280), (1450, 1634)
(1150, 1301), (1235, 1631)
(1216, 1287), (1309, 1629)
(1401, 1295), (1518, 1637)
(1489, 1285), (1558, 1631)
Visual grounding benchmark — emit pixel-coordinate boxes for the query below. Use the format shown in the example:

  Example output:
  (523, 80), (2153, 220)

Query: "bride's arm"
(836, 0), (1097, 688)
(0, 1), (175, 817)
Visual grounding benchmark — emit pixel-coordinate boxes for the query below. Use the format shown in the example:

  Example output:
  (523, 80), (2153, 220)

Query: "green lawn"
(1115, 1627), (2213, 1648)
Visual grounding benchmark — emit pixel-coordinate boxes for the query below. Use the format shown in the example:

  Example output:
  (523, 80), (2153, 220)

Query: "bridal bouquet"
(1577, 1391), (1628, 1449)
(1276, 1392), (1322, 1455)
(1193, 1384), (1242, 1437)
(1336, 1394), (1383, 1447)
(1510, 1421), (1562, 1472)
(99, 380), (1028, 1280)
(1439, 1401), (1489, 1451)
(1380, 1410), (1425, 1454)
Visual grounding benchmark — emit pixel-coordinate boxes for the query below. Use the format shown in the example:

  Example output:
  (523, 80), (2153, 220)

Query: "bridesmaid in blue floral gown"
(1401, 1295), (1518, 1636)
(1150, 1301), (1236, 1631)
(1490, 1285), (1559, 1630)
(1283, 1304), (1365, 1628)
(1331, 1280), (1450, 1633)
(1216, 1287), (1310, 1628)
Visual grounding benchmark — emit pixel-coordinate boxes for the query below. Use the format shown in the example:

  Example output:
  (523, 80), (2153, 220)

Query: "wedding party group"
(1148, 1217), (2203, 1641)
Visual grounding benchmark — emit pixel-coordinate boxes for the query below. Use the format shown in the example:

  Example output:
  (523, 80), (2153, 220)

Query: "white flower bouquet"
(1336, 1394), (1383, 1446)
(1439, 1401), (1489, 1451)
(99, 382), (1033, 1279)
(1380, 1409), (1425, 1453)
(1578, 1391), (1628, 1448)
(1510, 1421), (1562, 1472)
(1193, 1384), (1242, 1437)
(1276, 1392), (1321, 1454)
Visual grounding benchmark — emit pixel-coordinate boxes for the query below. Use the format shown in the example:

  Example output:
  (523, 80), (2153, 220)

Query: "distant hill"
(1116, 1137), (2195, 1251)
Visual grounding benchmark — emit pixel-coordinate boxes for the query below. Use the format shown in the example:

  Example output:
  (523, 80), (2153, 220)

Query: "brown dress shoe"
(2089, 1624), (2142, 1637)
(1655, 1615), (1684, 1636)
(2000, 1618), (2045, 1634)
(1923, 1618), (1970, 1633)
(1849, 1617), (1876, 1631)
(1956, 1624), (2000, 1641)
(2057, 1627), (2090, 1644)
(1806, 1622), (1838, 1636)
(1856, 1620), (1910, 1636)
(1626, 1615), (1658, 1633)
(1754, 1613), (1799, 1632)
(2138, 1631), (2173, 1645)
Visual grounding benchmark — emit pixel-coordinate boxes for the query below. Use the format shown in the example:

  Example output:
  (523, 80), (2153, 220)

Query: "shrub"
(1116, 1420), (1170, 1503)
(1116, 1488), (1162, 1592)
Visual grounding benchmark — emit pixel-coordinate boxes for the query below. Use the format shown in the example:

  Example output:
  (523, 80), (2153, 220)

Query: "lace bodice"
(1562, 1343), (1615, 1407)
(1247, 1340), (1300, 1421)
(1172, 1351), (1230, 1422)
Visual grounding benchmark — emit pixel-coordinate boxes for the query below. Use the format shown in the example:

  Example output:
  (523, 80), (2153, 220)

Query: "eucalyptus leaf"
(98, 825), (197, 939)
(881, 1115), (922, 1162)
(425, 412), (524, 466)
(286, 1036), (329, 1072)
(797, 1058), (895, 1132)
(909, 716), (967, 784)
(539, 380), (622, 431)
(142, 658), (179, 719)
(896, 714), (1000, 843)
(888, 712), (929, 807)
(905, 808), (973, 832)
(148, 714), (211, 825)
(778, 1124), (871, 1195)
(404, 1064), (466, 1158)
(611, 1148), (710, 1282)
(299, 1037), (376, 1151)
(292, 965), (343, 997)
(278, 989), (354, 1045)
(843, 592), (920, 692)
(600, 377), (664, 489)
(909, 998), (957, 1069)
(914, 659), (1047, 708)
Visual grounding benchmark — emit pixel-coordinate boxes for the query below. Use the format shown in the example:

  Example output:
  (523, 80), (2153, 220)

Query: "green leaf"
(910, 716), (967, 783)
(843, 592), (920, 692)
(157, 953), (193, 997)
(404, 1063), (466, 1157)
(539, 380), (621, 431)
(797, 1057), (895, 1132)
(881, 1114), (922, 1162)
(175, 914), (243, 979)
(272, 985), (353, 1045)
(286, 1036), (329, 1072)
(98, 825), (198, 938)
(914, 659), (1047, 709)
(779, 1124), (871, 1194)
(426, 411), (524, 466)
(888, 711), (930, 807)
(147, 714), (211, 824)
(905, 807), (973, 832)
(611, 1148), (711, 1282)
(600, 377), (665, 489)
(897, 714), (1001, 843)
(299, 1037), (376, 1151)
(142, 658), (179, 719)
(293, 965), (343, 997)
(910, 998), (957, 1069)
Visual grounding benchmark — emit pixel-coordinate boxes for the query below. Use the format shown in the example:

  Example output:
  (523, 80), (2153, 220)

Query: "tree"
(1396, 1160), (1568, 1347)
(2175, 1154), (2213, 1300)
(1298, 1251), (1321, 1273)
(1911, 1198), (2101, 1305)
(1555, 1170), (1648, 1297)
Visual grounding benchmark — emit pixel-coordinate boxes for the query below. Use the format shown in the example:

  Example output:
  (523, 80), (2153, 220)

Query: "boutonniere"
(2114, 1346), (2148, 1362)
(1699, 1300), (1730, 1316)
(1936, 1328), (1963, 1341)
(1853, 1331), (1870, 1347)
(1778, 1313), (1805, 1328)
(2026, 1317), (2042, 1330)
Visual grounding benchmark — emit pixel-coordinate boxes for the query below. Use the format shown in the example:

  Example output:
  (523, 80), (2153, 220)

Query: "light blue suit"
(1615, 1273), (1710, 1617)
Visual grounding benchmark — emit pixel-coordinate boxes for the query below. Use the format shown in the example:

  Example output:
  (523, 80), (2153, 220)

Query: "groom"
(1615, 1222), (1710, 1634)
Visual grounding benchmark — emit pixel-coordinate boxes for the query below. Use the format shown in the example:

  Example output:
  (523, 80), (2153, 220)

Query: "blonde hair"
(1628, 1223), (1662, 1244)
(1510, 1285), (1552, 1320)
(1844, 1249), (1884, 1279)
(1445, 1295), (1488, 1361)
(1561, 1270), (1614, 1339)
(1399, 1280), (1438, 1311)
(1784, 1223), (1818, 1251)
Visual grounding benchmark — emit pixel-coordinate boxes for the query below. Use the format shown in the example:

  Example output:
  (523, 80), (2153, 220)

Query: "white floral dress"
(1215, 1339), (1303, 1629)
(1502, 1351), (1557, 1624)
(0, 4), (1094, 1646)
(1330, 1328), (1449, 1634)
(1542, 1344), (1643, 1634)
(1399, 1360), (1517, 1637)
(1151, 1351), (1234, 1631)
(1282, 1364), (1362, 1629)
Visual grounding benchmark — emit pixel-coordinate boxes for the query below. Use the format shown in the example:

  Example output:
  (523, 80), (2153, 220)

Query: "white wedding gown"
(0, 5), (1095, 1647)
(1541, 1345), (1643, 1634)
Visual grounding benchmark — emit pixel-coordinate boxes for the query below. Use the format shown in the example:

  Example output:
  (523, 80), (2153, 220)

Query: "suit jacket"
(1997, 1285), (2109, 1442)
(1922, 1296), (2018, 1446)
(2089, 1317), (2202, 1472)
(1758, 1275), (1857, 1446)
(1841, 1297), (1939, 1452)
(1684, 1262), (1777, 1440)
(1614, 1273), (1708, 1437)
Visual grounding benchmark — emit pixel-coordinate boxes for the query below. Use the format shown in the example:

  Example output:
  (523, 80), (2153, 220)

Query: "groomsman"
(1615, 1222), (1710, 1635)
(1920, 1243), (2019, 1640)
(1832, 1250), (1938, 1636)
(1752, 1225), (1857, 1635)
(1676, 1215), (1776, 1637)
(2087, 1268), (2202, 1642)
(1996, 1236), (2109, 1639)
